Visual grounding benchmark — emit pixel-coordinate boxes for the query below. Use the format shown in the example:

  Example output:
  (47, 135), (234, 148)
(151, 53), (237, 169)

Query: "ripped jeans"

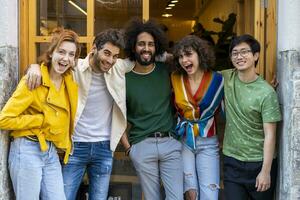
(62, 141), (113, 200)
(182, 135), (220, 200)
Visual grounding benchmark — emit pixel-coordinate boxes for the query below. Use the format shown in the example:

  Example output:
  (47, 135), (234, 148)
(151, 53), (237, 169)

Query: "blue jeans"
(62, 141), (113, 200)
(8, 137), (66, 200)
(182, 135), (220, 200)
(130, 137), (183, 200)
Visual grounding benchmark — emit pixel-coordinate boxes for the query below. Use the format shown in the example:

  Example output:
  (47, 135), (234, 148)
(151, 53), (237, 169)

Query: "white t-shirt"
(73, 71), (113, 142)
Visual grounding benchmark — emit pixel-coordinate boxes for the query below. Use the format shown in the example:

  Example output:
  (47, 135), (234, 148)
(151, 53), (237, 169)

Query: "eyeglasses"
(231, 49), (252, 59)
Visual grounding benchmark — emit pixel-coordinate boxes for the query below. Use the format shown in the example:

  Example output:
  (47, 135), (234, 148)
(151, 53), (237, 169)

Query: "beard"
(92, 52), (101, 68)
(91, 51), (108, 72)
(135, 51), (155, 66)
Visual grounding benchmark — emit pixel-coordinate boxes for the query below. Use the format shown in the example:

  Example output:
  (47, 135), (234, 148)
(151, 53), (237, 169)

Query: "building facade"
(0, 0), (299, 199)
(0, 0), (18, 199)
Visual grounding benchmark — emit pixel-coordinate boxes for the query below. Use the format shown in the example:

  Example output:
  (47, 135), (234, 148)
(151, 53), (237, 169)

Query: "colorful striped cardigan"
(171, 71), (224, 151)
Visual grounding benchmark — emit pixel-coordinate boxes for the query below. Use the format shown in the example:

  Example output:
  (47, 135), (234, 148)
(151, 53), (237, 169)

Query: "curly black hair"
(173, 35), (215, 73)
(124, 18), (168, 61)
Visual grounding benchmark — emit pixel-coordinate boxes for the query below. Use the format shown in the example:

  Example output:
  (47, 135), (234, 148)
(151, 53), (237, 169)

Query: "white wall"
(277, 0), (300, 51)
(277, 0), (300, 199)
(0, 0), (18, 47)
(0, 0), (18, 199)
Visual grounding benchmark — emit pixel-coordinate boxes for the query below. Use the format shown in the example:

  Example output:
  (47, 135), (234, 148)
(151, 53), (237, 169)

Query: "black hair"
(173, 35), (215, 73)
(124, 18), (168, 61)
(93, 29), (124, 50)
(229, 34), (260, 67)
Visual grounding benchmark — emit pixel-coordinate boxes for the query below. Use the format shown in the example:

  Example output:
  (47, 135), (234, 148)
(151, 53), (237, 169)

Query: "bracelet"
(125, 146), (131, 156)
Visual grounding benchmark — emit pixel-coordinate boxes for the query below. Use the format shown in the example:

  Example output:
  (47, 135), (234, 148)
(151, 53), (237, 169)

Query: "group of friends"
(0, 18), (281, 200)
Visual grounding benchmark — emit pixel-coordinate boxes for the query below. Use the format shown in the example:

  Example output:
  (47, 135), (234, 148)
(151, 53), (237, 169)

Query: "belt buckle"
(154, 132), (163, 137)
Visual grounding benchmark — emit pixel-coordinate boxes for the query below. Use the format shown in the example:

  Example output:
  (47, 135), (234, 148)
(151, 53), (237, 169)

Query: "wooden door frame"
(237, 0), (277, 82)
(20, 0), (276, 81)
(20, 0), (95, 75)
(20, 0), (149, 75)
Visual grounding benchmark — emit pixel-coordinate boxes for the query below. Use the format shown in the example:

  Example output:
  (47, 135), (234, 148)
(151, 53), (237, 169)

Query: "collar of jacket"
(40, 63), (78, 114)
(40, 63), (51, 87)
(40, 63), (76, 87)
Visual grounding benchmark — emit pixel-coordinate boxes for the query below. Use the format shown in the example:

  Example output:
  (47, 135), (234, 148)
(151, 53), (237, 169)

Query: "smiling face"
(231, 42), (259, 72)
(134, 32), (156, 66)
(50, 41), (77, 75)
(90, 42), (120, 73)
(178, 48), (200, 75)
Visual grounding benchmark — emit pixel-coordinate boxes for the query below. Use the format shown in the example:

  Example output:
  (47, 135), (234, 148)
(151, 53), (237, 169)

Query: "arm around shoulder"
(26, 64), (42, 90)
(114, 59), (135, 74)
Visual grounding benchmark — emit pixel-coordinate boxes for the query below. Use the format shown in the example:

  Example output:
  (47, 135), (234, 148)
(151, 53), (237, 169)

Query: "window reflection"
(149, 0), (195, 44)
(37, 43), (87, 59)
(94, 0), (142, 34)
(38, 0), (87, 36)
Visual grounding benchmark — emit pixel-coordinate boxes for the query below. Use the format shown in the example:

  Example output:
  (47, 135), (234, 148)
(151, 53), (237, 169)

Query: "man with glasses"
(221, 34), (281, 200)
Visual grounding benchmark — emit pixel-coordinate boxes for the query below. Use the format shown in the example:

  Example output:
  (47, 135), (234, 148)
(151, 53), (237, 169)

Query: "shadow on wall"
(191, 13), (237, 71)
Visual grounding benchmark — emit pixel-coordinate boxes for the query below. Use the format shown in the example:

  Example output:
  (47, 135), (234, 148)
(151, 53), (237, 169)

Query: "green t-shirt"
(222, 69), (282, 161)
(126, 62), (175, 144)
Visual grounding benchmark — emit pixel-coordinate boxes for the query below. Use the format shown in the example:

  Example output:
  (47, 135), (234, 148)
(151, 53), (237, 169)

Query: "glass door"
(20, 0), (148, 74)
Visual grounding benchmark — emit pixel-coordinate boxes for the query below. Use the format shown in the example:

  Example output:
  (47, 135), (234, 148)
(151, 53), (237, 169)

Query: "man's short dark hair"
(229, 34), (260, 54)
(229, 34), (261, 67)
(124, 18), (168, 61)
(93, 29), (124, 50)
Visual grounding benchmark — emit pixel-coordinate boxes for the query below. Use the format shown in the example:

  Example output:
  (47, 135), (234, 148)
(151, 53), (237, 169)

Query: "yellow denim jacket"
(0, 64), (78, 163)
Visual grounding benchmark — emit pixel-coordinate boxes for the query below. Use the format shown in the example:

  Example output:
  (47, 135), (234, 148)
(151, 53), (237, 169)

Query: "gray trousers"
(129, 137), (183, 200)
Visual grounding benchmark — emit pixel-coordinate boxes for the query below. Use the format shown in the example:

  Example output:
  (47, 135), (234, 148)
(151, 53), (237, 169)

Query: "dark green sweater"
(126, 62), (175, 144)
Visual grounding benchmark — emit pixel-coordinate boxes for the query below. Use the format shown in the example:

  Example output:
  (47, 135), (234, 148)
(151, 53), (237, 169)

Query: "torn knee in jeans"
(206, 183), (220, 191)
(185, 189), (197, 200)
(199, 183), (220, 191)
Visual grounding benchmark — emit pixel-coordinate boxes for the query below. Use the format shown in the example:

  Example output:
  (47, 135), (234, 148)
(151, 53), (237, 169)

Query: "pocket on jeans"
(17, 138), (41, 154)
(73, 142), (89, 151)
(245, 161), (263, 179)
(172, 138), (183, 151)
(101, 141), (111, 150)
(8, 149), (16, 170)
(223, 156), (241, 180)
(129, 144), (135, 158)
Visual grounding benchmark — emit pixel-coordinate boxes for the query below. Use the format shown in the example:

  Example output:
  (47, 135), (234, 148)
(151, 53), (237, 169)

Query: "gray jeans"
(130, 137), (183, 200)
